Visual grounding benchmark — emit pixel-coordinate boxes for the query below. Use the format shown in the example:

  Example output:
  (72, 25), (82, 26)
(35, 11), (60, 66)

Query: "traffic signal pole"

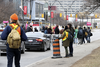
(22, 0), (24, 24)
(50, 3), (51, 28)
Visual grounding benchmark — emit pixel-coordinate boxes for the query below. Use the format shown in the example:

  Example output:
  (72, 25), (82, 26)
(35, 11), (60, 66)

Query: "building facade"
(41, 0), (86, 15)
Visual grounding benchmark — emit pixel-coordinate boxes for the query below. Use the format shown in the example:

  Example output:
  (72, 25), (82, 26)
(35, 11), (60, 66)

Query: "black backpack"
(78, 29), (83, 38)
(78, 29), (83, 35)
(67, 32), (73, 40)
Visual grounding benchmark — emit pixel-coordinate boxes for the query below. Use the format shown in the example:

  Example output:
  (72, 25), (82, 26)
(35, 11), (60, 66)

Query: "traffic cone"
(52, 39), (62, 59)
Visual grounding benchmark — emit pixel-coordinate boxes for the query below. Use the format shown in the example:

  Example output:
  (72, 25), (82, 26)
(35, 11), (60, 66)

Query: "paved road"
(0, 29), (100, 67)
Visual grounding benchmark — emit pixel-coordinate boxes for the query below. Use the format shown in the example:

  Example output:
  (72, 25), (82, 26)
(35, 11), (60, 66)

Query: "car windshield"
(26, 32), (44, 37)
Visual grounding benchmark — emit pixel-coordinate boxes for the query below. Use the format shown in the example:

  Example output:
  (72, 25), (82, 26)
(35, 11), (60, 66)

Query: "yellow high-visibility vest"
(62, 31), (68, 41)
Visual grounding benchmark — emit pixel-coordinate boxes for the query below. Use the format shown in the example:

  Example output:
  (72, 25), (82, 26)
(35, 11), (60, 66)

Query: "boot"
(68, 54), (73, 57)
(64, 54), (69, 58)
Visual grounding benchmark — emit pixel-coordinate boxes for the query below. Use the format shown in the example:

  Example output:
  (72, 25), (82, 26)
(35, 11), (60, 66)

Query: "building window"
(9, 0), (13, 2)
(35, 3), (43, 17)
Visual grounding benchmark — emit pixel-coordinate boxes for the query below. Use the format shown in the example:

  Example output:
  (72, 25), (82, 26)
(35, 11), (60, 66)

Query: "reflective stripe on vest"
(62, 31), (68, 41)
(10, 24), (21, 35)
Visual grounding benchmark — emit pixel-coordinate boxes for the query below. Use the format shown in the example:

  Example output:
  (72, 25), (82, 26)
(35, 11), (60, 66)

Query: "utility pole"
(87, 15), (88, 22)
(30, 0), (32, 23)
(22, 0), (24, 24)
(30, 0), (34, 23)
(64, 9), (67, 25)
(50, 3), (51, 28)
(66, 9), (67, 25)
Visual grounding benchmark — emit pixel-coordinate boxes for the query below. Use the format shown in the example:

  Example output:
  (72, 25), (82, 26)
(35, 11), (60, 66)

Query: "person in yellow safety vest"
(59, 26), (70, 58)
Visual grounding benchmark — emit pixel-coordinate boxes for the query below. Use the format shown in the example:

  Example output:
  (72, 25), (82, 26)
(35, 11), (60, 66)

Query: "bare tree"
(84, 0), (100, 14)
(0, 1), (17, 23)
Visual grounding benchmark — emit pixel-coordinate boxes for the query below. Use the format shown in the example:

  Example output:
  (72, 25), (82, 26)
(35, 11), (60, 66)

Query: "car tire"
(43, 43), (47, 51)
(48, 46), (51, 50)
(26, 48), (30, 51)
(47, 42), (51, 50)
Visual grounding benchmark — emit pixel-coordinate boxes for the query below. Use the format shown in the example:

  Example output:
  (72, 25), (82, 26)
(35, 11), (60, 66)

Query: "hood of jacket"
(66, 29), (70, 32)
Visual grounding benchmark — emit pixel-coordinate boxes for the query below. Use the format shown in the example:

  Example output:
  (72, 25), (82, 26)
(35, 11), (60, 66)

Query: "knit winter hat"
(10, 13), (18, 20)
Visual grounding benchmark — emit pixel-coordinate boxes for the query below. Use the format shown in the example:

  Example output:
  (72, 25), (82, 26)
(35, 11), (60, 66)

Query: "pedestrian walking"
(26, 25), (33, 32)
(1, 13), (27, 67)
(83, 27), (88, 43)
(21, 25), (26, 32)
(44, 27), (48, 34)
(60, 26), (64, 34)
(59, 26), (70, 57)
(77, 27), (84, 44)
(87, 27), (91, 43)
(34, 27), (38, 32)
(54, 25), (59, 34)
(74, 26), (78, 44)
(47, 27), (52, 34)
(67, 23), (75, 57)
(41, 26), (45, 33)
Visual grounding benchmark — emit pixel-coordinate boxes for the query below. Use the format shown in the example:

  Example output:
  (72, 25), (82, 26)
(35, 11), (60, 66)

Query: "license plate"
(28, 40), (33, 42)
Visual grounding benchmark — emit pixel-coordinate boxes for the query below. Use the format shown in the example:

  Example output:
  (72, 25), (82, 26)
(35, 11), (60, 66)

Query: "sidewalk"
(26, 39), (100, 67)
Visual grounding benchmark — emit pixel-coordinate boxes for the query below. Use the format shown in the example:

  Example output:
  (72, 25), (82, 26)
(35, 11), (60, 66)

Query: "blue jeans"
(74, 38), (78, 44)
(87, 35), (90, 42)
(7, 46), (21, 67)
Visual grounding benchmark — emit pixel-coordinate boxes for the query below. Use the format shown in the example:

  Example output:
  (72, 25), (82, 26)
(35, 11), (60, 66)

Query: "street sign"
(48, 6), (56, 10)
(24, 6), (27, 15)
(3, 21), (9, 23)
(87, 22), (91, 26)
(51, 12), (54, 18)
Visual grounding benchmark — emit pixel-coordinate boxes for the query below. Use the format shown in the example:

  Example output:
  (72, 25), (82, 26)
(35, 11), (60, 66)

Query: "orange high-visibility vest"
(9, 23), (21, 35)
(62, 31), (68, 41)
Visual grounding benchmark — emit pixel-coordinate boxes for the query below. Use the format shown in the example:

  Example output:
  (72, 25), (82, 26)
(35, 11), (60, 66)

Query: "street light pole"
(66, 9), (68, 25)
(50, 3), (51, 28)
(22, 0), (24, 25)
(87, 15), (88, 22)
(31, 0), (34, 23)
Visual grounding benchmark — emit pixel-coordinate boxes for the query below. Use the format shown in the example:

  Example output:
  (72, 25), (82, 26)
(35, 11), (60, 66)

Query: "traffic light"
(41, 14), (44, 18)
(70, 14), (72, 17)
(60, 13), (62, 17)
(64, 16), (66, 20)
(95, 14), (97, 18)
(40, 22), (42, 24)
(29, 15), (31, 19)
(75, 14), (77, 18)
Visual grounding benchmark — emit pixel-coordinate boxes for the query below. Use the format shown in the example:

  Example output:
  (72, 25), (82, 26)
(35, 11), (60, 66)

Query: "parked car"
(0, 30), (25, 54)
(25, 32), (51, 51)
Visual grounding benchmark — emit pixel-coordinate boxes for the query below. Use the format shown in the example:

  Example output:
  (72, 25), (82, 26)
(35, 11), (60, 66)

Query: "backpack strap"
(15, 26), (20, 30)
(9, 25), (19, 30)
(9, 26), (13, 30)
